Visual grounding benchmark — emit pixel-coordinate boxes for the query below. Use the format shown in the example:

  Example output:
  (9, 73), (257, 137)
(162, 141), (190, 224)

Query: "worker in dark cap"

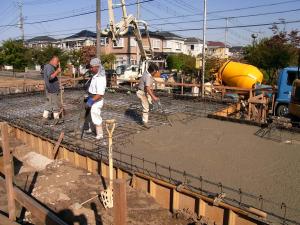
(136, 62), (159, 128)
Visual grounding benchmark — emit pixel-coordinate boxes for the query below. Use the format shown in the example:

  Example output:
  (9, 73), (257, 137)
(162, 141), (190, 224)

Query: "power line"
(141, 4), (184, 30)
(14, 18), (300, 40)
(146, 0), (300, 22)
(162, 19), (300, 32)
(28, 5), (95, 20)
(150, 8), (300, 26)
(0, 0), (155, 28)
(23, 0), (65, 6)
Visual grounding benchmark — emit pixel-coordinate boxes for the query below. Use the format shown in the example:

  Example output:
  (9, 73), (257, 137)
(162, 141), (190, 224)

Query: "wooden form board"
(7, 124), (268, 225)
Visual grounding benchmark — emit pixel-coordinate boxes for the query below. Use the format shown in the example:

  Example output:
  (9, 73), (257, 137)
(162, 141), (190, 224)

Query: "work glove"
(86, 97), (95, 108)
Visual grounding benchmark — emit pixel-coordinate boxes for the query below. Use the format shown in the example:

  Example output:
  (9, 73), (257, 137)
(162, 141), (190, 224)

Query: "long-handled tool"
(100, 119), (116, 209)
(155, 100), (173, 126)
(58, 62), (65, 119)
(80, 106), (91, 139)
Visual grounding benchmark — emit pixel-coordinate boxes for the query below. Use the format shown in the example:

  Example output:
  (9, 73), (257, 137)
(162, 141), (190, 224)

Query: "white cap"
(90, 58), (101, 67)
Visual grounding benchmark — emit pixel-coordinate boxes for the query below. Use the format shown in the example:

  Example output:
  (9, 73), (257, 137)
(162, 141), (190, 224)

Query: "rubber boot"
(53, 112), (63, 125)
(95, 125), (103, 140)
(42, 110), (50, 125)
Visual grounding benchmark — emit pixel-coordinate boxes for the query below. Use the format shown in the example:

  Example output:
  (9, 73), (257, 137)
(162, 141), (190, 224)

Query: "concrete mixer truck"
(289, 79), (300, 118)
(216, 61), (300, 117)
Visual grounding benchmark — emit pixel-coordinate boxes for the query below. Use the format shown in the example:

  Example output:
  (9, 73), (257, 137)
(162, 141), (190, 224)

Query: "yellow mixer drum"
(218, 61), (263, 89)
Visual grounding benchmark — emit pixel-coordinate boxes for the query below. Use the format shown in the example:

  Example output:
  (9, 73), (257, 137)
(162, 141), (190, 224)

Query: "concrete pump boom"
(102, 0), (154, 62)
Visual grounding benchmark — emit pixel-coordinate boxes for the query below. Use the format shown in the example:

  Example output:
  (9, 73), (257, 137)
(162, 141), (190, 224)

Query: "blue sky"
(0, 0), (299, 46)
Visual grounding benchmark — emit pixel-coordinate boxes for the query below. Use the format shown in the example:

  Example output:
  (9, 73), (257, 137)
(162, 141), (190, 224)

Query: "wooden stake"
(58, 62), (64, 118)
(113, 179), (127, 225)
(1, 122), (16, 221)
(53, 132), (64, 159)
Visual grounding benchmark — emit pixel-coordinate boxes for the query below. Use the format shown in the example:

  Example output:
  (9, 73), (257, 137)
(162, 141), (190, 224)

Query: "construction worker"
(86, 58), (106, 139)
(137, 62), (159, 128)
(42, 56), (62, 124)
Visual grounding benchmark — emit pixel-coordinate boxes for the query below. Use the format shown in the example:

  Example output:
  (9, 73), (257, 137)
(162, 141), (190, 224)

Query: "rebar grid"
(0, 89), (299, 225)
(255, 122), (300, 144)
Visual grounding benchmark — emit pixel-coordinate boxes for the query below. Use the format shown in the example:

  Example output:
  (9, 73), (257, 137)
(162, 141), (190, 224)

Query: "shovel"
(100, 119), (116, 209)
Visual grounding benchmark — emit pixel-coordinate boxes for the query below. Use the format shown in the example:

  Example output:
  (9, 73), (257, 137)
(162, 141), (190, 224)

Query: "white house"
(57, 30), (97, 50)
(26, 36), (58, 48)
(184, 37), (205, 57)
(150, 31), (185, 54)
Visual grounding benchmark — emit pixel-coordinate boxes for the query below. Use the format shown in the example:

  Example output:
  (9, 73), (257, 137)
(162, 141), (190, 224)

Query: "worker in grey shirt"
(137, 62), (159, 128)
(42, 56), (62, 123)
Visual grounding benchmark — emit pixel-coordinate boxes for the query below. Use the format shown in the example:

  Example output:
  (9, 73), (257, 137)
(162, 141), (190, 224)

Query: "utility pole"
(201, 0), (207, 97)
(136, 0), (140, 65)
(18, 0), (24, 43)
(137, 0), (140, 19)
(96, 0), (101, 59)
(224, 17), (228, 58)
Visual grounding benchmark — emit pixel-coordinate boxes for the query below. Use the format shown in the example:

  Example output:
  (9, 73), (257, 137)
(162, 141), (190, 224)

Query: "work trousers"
(136, 90), (150, 123)
(45, 91), (60, 113)
(91, 99), (104, 126)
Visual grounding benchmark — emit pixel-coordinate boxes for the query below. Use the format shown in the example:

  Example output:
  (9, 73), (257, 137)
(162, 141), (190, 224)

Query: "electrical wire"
(0, 0), (155, 28)
(146, 0), (300, 22)
(150, 8), (300, 26)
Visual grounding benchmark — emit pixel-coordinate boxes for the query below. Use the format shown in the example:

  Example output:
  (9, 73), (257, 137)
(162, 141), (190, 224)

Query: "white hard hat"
(90, 58), (101, 67)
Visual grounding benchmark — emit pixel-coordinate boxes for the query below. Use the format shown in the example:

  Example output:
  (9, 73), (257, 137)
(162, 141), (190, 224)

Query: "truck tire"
(276, 104), (289, 117)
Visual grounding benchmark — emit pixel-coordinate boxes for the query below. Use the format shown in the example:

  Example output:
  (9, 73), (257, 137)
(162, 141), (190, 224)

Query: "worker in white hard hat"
(86, 58), (107, 139)
(137, 62), (159, 128)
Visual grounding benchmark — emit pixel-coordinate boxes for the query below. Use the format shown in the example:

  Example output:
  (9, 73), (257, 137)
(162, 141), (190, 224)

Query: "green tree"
(166, 53), (196, 74)
(68, 49), (83, 77)
(80, 46), (116, 69)
(101, 53), (116, 69)
(31, 46), (68, 68)
(0, 46), (5, 68)
(1, 39), (28, 73)
(204, 56), (227, 81)
(244, 26), (299, 84)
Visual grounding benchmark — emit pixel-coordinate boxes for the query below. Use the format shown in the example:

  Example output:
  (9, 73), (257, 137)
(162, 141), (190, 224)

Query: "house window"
(191, 45), (194, 50)
(152, 39), (161, 49)
(113, 38), (124, 48)
(163, 41), (172, 48)
(130, 57), (137, 65)
(100, 37), (107, 46)
(130, 37), (137, 47)
(175, 42), (182, 50)
(116, 56), (126, 66)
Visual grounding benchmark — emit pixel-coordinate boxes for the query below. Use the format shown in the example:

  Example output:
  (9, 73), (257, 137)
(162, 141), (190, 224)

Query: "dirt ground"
(123, 117), (300, 221)
(0, 137), (191, 225)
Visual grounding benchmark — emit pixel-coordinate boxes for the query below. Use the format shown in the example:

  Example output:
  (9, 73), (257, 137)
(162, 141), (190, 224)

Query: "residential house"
(100, 29), (165, 66)
(229, 46), (245, 60)
(184, 37), (205, 57)
(156, 31), (185, 55)
(28, 30), (230, 68)
(58, 30), (97, 50)
(207, 41), (229, 59)
(26, 36), (58, 48)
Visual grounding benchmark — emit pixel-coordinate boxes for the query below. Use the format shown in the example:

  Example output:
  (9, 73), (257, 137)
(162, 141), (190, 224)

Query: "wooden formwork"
(0, 122), (68, 225)
(4, 124), (270, 225)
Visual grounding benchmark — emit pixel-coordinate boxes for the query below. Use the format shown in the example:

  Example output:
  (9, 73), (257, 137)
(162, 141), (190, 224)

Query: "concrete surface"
(123, 117), (300, 222)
